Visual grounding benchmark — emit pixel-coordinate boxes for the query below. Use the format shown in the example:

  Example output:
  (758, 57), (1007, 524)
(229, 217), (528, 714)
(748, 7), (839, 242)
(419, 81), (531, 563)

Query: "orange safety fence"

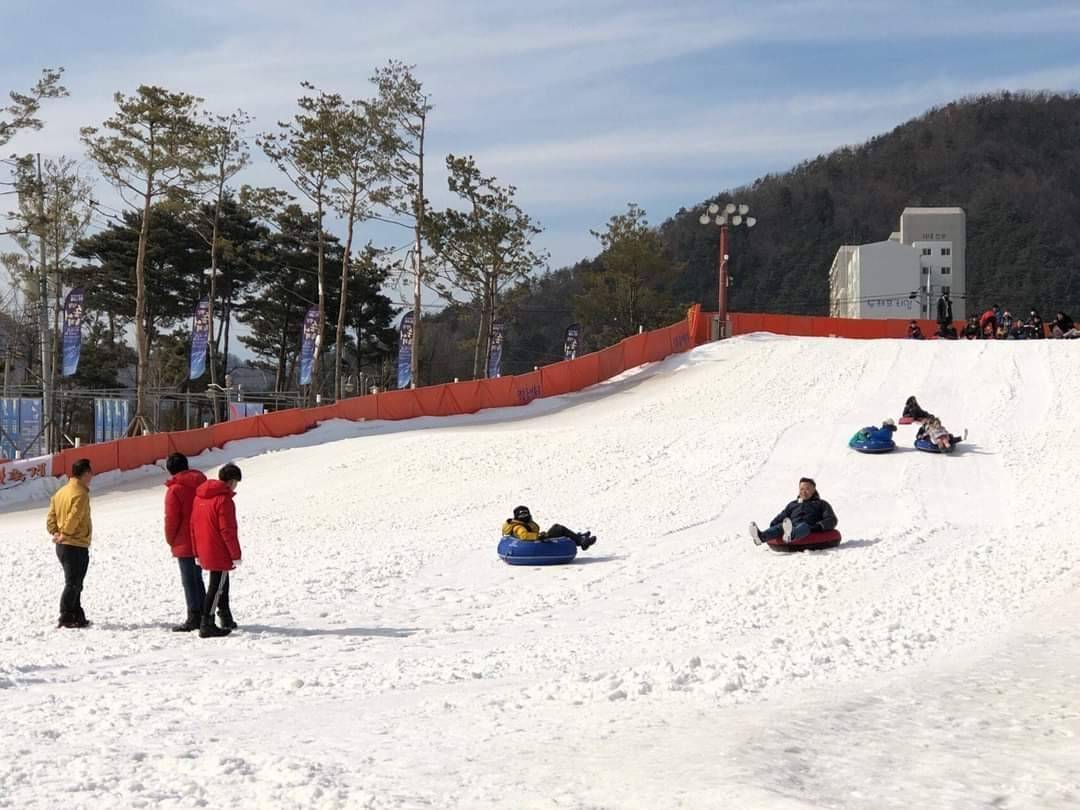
(727, 312), (965, 340)
(44, 305), (703, 484)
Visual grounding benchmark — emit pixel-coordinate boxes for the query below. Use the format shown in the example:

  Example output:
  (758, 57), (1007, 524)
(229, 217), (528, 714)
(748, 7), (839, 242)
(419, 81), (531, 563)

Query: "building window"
(921, 248), (932, 255)
(941, 247), (951, 256)
(941, 266), (951, 275)
(943, 286), (951, 295)
(921, 266), (930, 275)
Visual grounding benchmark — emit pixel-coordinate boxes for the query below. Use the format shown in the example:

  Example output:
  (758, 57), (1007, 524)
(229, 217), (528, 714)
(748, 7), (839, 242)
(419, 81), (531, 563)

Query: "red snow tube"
(767, 530), (842, 552)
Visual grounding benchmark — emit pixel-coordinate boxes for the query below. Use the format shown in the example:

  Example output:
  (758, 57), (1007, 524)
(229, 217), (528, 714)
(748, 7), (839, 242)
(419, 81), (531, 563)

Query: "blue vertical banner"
(19, 398), (43, 457)
(396, 311), (414, 389)
(94, 399), (130, 443)
(189, 297), (210, 380)
(228, 402), (265, 421)
(0, 398), (18, 459)
(299, 306), (319, 386)
(61, 288), (84, 377)
(563, 323), (581, 361)
(487, 320), (505, 379)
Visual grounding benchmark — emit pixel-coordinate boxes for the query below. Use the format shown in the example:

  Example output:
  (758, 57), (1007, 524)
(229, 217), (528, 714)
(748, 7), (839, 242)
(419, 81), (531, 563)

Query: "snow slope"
(3, 335), (1079, 809)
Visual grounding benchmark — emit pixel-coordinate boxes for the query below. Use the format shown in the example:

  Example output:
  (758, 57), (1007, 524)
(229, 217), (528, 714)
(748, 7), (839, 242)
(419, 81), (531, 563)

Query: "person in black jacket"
(907, 320), (924, 339)
(748, 478), (838, 545)
(936, 292), (953, 330)
(903, 396), (931, 421)
(963, 316), (980, 339)
(1025, 310), (1045, 339)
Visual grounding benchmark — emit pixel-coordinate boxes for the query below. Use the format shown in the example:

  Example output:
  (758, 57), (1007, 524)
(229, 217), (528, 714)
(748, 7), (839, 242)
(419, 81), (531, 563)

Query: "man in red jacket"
(164, 453), (208, 632)
(190, 463), (243, 638)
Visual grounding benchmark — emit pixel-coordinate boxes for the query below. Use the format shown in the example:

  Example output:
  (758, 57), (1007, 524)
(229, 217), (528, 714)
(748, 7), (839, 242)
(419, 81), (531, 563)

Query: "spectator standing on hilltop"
(980, 305), (999, 339)
(1026, 310), (1045, 339)
(936, 291), (953, 332)
(47, 458), (94, 629)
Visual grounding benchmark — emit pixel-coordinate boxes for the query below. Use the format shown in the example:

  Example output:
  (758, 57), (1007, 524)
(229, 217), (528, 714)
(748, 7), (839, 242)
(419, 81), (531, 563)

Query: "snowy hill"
(3, 335), (1079, 809)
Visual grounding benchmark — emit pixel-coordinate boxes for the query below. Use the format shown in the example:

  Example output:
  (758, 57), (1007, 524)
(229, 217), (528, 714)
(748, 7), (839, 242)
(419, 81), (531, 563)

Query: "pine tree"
(81, 86), (207, 433)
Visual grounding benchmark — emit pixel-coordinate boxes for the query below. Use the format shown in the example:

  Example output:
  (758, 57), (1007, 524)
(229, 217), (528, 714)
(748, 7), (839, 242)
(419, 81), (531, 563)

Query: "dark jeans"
(178, 557), (206, 613)
(544, 523), (581, 543)
(202, 571), (231, 620)
(55, 544), (89, 619)
(761, 522), (814, 542)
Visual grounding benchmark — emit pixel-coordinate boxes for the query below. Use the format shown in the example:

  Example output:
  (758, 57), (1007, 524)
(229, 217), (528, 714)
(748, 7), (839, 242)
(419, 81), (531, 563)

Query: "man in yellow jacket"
(46, 458), (94, 628)
(502, 505), (596, 549)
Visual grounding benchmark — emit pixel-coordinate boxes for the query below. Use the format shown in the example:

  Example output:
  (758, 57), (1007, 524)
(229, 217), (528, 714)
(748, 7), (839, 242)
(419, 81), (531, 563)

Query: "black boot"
(172, 610), (201, 632)
(578, 532), (597, 550)
(217, 608), (237, 630)
(199, 616), (232, 638)
(57, 612), (77, 628)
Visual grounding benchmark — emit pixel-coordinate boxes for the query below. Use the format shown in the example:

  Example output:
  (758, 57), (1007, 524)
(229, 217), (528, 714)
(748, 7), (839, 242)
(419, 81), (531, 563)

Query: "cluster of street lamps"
(699, 202), (756, 337)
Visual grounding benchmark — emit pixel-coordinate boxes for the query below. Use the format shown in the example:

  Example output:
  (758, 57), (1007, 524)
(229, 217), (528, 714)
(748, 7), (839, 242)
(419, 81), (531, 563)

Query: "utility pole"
(410, 108), (426, 389)
(35, 153), (54, 454)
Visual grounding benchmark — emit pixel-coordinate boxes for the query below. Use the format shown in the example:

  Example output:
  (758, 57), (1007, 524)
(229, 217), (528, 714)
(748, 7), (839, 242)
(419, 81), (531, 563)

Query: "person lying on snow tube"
(915, 416), (964, 452)
(502, 505), (597, 550)
(849, 418), (897, 452)
(748, 477), (838, 546)
(901, 395), (931, 424)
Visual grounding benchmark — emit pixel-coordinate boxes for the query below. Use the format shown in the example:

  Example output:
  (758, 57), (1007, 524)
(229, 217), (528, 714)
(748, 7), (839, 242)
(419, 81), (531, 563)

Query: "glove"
(231, 559), (242, 569)
(537, 531), (548, 540)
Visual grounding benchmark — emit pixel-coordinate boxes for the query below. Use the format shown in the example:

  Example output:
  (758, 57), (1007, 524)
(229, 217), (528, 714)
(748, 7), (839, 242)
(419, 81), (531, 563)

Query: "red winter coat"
(164, 469), (207, 558)
(190, 479), (241, 572)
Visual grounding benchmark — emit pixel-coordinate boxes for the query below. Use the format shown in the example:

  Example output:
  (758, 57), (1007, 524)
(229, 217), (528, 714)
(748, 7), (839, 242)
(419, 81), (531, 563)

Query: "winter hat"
(513, 505), (532, 522)
(882, 418), (896, 428)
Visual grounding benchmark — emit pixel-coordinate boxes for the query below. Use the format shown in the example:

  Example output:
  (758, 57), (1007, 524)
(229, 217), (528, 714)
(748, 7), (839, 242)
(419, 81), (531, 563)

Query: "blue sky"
(4, 0), (1080, 309)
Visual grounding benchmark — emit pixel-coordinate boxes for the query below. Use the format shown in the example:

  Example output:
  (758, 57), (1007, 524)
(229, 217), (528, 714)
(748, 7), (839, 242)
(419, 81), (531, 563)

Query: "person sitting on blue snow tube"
(502, 505), (596, 549)
(915, 416), (964, 453)
(848, 418), (897, 453)
(749, 478), (838, 547)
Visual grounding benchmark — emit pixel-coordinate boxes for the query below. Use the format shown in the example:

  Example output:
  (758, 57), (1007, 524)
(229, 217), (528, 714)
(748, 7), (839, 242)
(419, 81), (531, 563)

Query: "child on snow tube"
(748, 477), (839, 548)
(915, 416), (963, 452)
(849, 419), (897, 452)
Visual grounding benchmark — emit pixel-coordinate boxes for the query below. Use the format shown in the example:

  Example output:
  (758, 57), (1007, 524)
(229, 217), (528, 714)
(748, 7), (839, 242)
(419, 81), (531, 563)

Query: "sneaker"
(749, 522), (763, 546)
(782, 518), (794, 543)
(218, 610), (238, 630)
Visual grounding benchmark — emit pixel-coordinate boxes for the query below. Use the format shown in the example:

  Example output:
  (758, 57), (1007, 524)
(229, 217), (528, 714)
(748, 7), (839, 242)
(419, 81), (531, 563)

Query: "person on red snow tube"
(748, 477), (838, 546)
(502, 505), (597, 550)
(901, 395), (931, 423)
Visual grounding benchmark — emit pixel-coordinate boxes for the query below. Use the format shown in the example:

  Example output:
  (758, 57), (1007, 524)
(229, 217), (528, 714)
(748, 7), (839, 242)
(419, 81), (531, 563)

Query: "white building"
(829, 207), (966, 320)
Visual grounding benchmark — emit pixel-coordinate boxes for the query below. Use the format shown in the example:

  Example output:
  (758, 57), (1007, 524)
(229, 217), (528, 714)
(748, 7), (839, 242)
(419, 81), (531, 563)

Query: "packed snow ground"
(3, 334), (1079, 809)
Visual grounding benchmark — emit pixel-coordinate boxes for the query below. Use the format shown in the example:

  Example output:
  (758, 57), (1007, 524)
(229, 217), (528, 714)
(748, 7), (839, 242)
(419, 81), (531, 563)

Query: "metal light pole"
(699, 202), (756, 337)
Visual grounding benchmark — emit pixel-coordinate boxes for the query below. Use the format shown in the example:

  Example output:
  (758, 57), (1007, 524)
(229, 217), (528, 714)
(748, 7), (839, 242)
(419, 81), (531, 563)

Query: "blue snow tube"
(497, 535), (578, 566)
(915, 436), (960, 454)
(849, 427), (896, 454)
(849, 436), (896, 454)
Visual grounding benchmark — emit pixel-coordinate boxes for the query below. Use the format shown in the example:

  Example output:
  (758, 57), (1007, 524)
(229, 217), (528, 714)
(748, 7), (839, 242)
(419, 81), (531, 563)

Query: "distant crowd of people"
(907, 292), (1080, 340)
